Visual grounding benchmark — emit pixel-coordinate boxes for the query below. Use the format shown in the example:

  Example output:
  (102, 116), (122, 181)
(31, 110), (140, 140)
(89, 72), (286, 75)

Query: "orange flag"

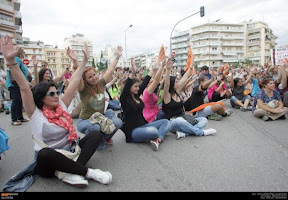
(185, 46), (193, 75)
(223, 62), (229, 76)
(158, 45), (165, 60)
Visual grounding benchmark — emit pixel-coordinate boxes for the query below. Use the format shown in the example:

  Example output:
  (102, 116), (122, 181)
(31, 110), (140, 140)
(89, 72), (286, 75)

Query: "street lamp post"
(170, 6), (205, 55)
(208, 19), (220, 67)
(125, 24), (133, 67)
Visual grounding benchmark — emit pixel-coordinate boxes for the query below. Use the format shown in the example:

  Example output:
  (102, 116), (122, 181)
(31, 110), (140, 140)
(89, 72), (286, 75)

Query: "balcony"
(0, 19), (14, 27)
(15, 25), (23, 33)
(0, 2), (13, 12)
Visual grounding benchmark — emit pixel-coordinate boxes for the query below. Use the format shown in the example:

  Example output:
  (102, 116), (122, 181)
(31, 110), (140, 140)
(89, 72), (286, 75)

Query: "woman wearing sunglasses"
(1, 35), (112, 190)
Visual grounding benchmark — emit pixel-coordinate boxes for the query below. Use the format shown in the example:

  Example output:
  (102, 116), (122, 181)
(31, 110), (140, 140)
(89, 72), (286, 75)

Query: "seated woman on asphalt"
(230, 68), (253, 112)
(252, 77), (288, 121)
(1, 35), (112, 190)
(162, 57), (216, 140)
(207, 73), (230, 102)
(142, 59), (166, 123)
(120, 58), (170, 151)
(76, 46), (123, 151)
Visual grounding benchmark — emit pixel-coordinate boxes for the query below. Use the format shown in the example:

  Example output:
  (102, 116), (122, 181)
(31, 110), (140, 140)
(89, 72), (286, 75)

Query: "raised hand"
(67, 46), (78, 61)
(0, 35), (22, 63)
(82, 43), (90, 61)
(31, 55), (40, 66)
(161, 56), (167, 68)
(130, 58), (136, 73)
(115, 46), (123, 58)
(166, 57), (173, 70)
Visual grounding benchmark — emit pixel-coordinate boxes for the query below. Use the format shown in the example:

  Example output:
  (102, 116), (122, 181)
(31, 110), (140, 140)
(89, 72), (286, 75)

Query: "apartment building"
(132, 47), (169, 70)
(100, 44), (125, 68)
(246, 21), (277, 66)
(171, 20), (277, 68)
(171, 30), (190, 69)
(23, 37), (44, 69)
(64, 33), (93, 67)
(44, 46), (70, 77)
(0, 0), (23, 66)
(190, 22), (246, 67)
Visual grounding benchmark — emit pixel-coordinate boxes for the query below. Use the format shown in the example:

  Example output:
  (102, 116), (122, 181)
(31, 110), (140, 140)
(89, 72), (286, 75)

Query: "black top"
(232, 86), (245, 100)
(162, 96), (184, 120)
(120, 75), (151, 142)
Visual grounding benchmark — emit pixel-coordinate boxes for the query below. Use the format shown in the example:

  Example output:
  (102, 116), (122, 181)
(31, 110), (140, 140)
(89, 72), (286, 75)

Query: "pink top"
(142, 89), (160, 123)
(207, 83), (227, 101)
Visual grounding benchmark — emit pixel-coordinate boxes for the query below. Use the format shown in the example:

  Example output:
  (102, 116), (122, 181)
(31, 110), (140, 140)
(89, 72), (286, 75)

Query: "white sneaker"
(203, 128), (217, 136)
(176, 131), (186, 140)
(89, 169), (112, 185)
(225, 110), (233, 116)
(62, 174), (89, 188)
(150, 139), (159, 151)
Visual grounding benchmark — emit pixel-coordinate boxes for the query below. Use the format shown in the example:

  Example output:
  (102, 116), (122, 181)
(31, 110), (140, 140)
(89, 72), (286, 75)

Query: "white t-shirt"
(29, 100), (70, 151)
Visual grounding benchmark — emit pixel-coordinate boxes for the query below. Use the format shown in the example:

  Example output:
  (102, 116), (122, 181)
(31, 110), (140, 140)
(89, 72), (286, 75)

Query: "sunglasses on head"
(46, 90), (61, 97)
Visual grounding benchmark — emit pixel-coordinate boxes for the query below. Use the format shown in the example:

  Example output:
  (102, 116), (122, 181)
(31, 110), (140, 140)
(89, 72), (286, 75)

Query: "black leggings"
(35, 131), (103, 177)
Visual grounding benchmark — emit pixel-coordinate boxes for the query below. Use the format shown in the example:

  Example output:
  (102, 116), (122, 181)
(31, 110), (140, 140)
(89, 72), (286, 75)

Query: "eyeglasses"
(46, 90), (61, 97)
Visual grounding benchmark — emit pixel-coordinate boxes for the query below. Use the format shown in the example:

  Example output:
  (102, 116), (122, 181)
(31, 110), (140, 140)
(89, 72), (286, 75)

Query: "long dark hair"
(38, 68), (52, 82)
(168, 76), (179, 97)
(32, 81), (56, 110)
(125, 78), (141, 112)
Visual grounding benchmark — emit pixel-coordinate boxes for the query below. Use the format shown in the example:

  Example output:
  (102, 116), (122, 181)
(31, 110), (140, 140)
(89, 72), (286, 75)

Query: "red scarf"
(42, 104), (78, 146)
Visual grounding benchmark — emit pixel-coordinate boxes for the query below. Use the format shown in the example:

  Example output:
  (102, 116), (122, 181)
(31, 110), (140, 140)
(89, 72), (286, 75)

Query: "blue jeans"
(77, 109), (123, 150)
(107, 99), (121, 110)
(230, 95), (251, 107)
(169, 117), (208, 136)
(131, 119), (169, 143)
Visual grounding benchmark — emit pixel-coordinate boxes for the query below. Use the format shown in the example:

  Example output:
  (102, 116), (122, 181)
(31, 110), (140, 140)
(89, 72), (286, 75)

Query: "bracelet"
(6, 63), (18, 68)
(115, 57), (120, 60)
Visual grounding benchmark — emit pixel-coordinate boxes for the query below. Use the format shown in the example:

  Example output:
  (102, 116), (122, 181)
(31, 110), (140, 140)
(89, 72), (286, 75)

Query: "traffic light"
(200, 6), (205, 17)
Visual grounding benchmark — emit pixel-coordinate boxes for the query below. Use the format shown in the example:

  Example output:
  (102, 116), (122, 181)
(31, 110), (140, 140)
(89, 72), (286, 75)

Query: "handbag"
(89, 112), (116, 134)
(181, 113), (198, 126)
(32, 136), (81, 179)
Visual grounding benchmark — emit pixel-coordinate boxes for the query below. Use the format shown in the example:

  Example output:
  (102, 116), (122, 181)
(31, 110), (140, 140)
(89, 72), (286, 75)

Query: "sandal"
(18, 118), (29, 122)
(11, 121), (22, 125)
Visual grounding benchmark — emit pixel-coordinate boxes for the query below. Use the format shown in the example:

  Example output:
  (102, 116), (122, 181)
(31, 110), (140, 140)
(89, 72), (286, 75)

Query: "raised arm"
(147, 59), (165, 95)
(0, 35), (35, 118)
(103, 46), (123, 83)
(280, 65), (288, 89)
(177, 58), (195, 94)
(61, 43), (89, 108)
(31, 55), (40, 86)
(163, 57), (173, 104)
(53, 68), (69, 83)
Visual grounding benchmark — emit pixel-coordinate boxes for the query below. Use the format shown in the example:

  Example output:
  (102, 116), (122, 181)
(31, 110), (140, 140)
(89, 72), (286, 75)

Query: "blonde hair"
(82, 67), (103, 98)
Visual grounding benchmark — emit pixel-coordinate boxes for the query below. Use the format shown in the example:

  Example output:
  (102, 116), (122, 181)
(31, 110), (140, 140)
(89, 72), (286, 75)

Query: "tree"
(92, 58), (96, 68)
(96, 51), (105, 71)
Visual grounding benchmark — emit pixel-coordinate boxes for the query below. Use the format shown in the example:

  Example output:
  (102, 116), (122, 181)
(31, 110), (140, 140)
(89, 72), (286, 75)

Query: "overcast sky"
(21, 0), (288, 58)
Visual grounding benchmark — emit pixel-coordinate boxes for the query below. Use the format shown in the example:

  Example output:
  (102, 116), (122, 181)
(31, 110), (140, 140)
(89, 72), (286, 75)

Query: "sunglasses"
(42, 65), (47, 67)
(46, 90), (61, 97)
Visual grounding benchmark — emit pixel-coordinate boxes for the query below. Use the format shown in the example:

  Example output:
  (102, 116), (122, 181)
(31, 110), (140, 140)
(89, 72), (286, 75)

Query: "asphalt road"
(1, 100), (288, 192)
